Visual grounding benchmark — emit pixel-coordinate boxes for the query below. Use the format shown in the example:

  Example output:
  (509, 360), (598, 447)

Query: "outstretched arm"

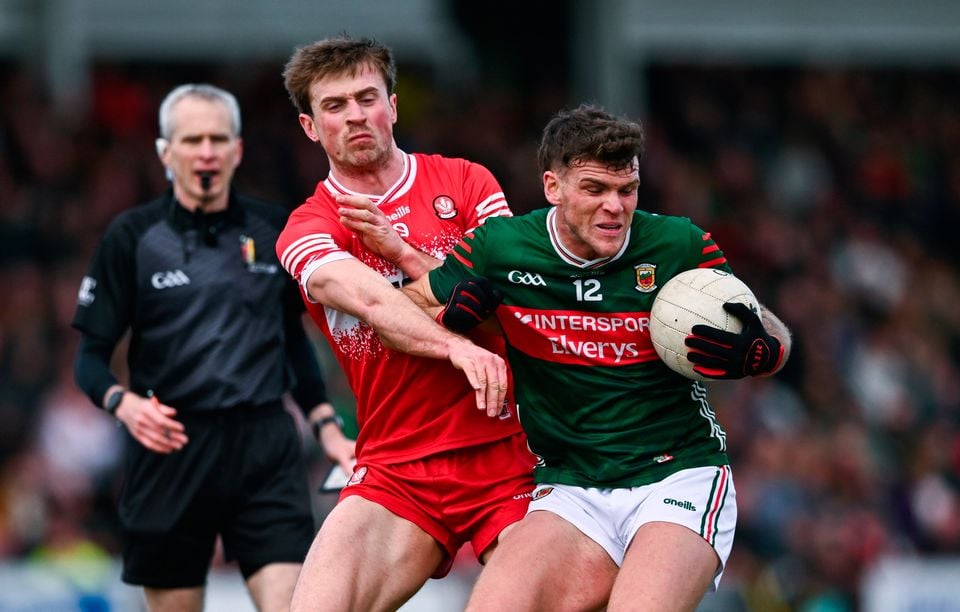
(307, 258), (507, 416)
(404, 274), (503, 335)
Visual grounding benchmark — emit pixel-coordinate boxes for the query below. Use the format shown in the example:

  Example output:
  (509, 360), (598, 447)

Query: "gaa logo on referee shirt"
(151, 270), (191, 290)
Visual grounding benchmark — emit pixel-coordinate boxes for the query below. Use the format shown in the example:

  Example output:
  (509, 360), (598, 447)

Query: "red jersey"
(277, 152), (523, 463)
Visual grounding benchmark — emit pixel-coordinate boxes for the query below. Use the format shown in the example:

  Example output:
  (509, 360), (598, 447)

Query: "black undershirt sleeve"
(74, 333), (119, 410)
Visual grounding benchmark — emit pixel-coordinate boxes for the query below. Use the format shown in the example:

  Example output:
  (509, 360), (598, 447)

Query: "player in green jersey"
(403, 105), (792, 611)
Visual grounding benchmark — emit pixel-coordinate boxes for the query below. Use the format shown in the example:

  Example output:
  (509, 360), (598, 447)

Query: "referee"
(72, 83), (355, 612)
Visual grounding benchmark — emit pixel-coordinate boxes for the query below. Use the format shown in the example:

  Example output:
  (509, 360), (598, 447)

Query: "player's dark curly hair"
(283, 34), (397, 116)
(537, 104), (645, 175)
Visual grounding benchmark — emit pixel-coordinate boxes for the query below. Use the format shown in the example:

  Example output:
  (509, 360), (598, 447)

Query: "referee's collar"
(167, 188), (245, 234)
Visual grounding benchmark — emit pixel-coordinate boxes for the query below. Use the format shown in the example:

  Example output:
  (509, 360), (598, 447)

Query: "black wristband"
(104, 388), (125, 416)
(311, 413), (343, 438)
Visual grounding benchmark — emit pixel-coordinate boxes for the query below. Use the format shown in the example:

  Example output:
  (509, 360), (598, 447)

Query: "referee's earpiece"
(155, 138), (173, 181)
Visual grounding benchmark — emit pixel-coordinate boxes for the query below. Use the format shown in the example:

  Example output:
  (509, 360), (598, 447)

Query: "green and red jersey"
(429, 207), (733, 487)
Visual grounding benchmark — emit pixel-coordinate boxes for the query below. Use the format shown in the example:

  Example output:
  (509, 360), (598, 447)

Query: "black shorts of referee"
(118, 401), (315, 588)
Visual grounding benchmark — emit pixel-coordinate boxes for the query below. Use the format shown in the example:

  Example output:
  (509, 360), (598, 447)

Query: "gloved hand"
(439, 277), (503, 334)
(684, 302), (784, 379)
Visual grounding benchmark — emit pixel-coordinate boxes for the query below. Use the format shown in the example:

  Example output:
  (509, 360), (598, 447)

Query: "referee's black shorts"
(118, 402), (315, 588)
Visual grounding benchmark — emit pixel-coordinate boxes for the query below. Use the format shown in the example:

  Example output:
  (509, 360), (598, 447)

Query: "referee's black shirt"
(73, 190), (322, 412)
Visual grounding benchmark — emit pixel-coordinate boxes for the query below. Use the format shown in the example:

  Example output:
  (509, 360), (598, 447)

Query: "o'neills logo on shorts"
(347, 466), (368, 486)
(533, 487), (554, 500)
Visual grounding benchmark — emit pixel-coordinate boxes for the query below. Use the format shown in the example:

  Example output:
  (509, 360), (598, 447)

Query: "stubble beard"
(342, 141), (391, 172)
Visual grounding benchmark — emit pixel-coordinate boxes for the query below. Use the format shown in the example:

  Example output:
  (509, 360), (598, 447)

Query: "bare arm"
(307, 258), (506, 416)
(306, 402), (356, 474)
(401, 274), (442, 310)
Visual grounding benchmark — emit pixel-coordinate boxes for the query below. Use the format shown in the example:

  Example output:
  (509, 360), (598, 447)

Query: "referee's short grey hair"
(157, 83), (241, 140)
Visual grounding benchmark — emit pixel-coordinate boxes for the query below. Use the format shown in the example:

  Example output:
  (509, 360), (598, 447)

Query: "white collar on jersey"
(546, 207), (632, 269)
(324, 151), (416, 205)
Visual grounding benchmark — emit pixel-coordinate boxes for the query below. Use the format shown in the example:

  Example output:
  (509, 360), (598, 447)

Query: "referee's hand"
(310, 403), (356, 475)
(116, 393), (188, 454)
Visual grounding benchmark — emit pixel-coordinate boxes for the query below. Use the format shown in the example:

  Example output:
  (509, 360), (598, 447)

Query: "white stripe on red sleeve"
(280, 233), (340, 277)
(474, 192), (510, 221)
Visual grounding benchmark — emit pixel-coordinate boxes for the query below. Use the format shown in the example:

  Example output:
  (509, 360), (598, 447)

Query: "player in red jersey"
(277, 35), (536, 611)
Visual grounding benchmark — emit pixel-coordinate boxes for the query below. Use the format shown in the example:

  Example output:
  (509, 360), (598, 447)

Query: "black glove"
(684, 302), (784, 379)
(438, 277), (503, 334)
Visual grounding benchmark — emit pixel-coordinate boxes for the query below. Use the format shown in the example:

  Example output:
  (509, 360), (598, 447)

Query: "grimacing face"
(544, 158), (640, 261)
(298, 64), (398, 172)
(161, 96), (242, 209)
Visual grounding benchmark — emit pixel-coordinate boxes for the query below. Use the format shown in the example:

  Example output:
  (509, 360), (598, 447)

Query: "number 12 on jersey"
(573, 279), (603, 302)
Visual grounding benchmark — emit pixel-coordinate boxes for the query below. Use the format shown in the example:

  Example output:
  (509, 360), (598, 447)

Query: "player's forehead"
(310, 64), (388, 103)
(565, 157), (639, 186)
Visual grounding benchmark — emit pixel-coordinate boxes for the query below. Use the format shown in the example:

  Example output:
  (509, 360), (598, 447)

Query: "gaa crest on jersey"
(432, 195), (458, 219)
(634, 263), (657, 293)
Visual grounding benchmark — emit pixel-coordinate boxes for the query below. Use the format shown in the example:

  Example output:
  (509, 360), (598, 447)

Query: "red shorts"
(339, 432), (536, 577)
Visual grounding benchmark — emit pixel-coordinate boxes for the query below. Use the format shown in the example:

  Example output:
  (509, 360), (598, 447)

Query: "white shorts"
(528, 465), (737, 591)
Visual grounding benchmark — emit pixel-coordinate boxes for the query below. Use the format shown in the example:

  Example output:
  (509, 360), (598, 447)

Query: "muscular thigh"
(292, 496), (442, 612)
(468, 511), (616, 612)
(320, 495), (441, 567)
(610, 522), (718, 612)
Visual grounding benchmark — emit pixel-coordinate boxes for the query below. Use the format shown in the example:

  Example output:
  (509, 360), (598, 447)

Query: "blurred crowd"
(1, 59), (958, 611)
